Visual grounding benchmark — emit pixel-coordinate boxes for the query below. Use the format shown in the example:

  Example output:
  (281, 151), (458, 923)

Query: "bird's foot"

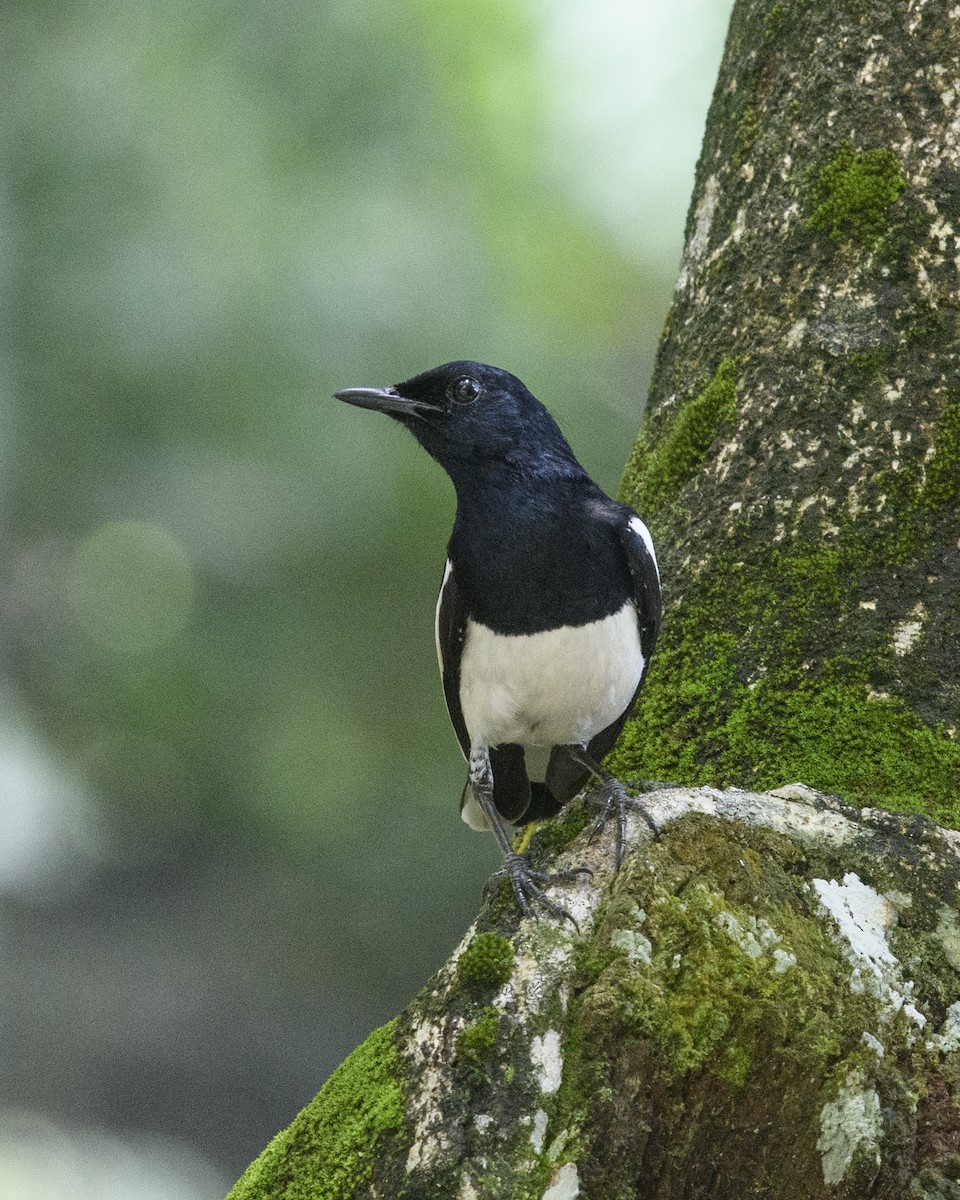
(485, 852), (590, 929)
(586, 777), (659, 869)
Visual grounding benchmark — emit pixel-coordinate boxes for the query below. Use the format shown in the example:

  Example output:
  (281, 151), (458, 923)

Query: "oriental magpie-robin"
(335, 361), (661, 919)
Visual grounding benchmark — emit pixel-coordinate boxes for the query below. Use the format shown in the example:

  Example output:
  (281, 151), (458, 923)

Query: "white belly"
(458, 601), (644, 755)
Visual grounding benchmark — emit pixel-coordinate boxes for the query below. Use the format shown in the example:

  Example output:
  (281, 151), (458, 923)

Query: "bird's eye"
(450, 376), (481, 405)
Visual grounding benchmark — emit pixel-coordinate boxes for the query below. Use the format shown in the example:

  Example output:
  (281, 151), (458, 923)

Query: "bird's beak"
(334, 385), (432, 419)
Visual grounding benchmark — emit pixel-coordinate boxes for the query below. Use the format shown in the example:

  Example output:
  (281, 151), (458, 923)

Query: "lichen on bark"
(616, 0), (960, 822)
(227, 789), (960, 1198)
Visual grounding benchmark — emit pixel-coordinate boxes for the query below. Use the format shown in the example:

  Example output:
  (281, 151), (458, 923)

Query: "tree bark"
(228, 788), (960, 1199)
(227, 0), (960, 1196)
(611, 0), (960, 817)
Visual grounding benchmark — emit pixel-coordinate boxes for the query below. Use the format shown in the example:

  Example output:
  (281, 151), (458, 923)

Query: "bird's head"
(335, 361), (582, 482)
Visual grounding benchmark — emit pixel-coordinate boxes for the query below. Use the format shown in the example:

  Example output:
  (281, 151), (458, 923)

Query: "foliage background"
(0, 0), (729, 1193)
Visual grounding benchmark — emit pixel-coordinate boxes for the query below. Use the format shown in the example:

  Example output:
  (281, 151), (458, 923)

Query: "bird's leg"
(470, 747), (585, 927)
(565, 745), (659, 870)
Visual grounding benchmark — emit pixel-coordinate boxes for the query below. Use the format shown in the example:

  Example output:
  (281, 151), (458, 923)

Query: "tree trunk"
(227, 0), (960, 1195)
(611, 0), (960, 818)
(228, 788), (960, 1199)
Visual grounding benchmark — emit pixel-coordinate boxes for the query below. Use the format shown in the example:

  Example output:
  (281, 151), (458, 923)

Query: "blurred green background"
(0, 0), (730, 1193)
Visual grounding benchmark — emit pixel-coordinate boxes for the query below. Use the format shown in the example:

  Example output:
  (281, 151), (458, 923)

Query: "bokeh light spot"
(67, 521), (195, 654)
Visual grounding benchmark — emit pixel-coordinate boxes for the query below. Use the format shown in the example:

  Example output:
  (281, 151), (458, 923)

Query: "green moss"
(457, 932), (515, 991)
(535, 803), (591, 854)
(622, 360), (737, 515)
(456, 1007), (500, 1068)
(614, 381), (960, 827)
(613, 874), (838, 1085)
(609, 539), (960, 825)
(226, 1019), (405, 1200)
(546, 821), (895, 1196)
(808, 141), (907, 246)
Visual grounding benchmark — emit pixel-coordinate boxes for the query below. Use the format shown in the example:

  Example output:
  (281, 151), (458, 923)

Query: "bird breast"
(458, 601), (644, 751)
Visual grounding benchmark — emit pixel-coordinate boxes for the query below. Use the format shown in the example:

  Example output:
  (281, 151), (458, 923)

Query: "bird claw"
(586, 780), (659, 869)
(485, 852), (586, 930)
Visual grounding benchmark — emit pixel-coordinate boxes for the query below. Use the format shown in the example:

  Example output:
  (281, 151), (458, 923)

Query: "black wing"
(545, 510), (661, 803)
(435, 558), (470, 760)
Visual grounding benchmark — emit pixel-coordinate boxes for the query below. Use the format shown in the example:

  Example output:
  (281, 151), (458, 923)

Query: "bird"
(335, 361), (661, 919)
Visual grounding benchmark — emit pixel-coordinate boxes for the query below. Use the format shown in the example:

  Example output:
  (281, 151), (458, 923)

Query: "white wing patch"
(629, 514), (659, 582)
(434, 558), (453, 676)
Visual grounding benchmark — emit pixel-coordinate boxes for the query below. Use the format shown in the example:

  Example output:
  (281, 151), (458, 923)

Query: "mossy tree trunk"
(228, 1), (960, 1196)
(229, 788), (960, 1199)
(612, 0), (960, 819)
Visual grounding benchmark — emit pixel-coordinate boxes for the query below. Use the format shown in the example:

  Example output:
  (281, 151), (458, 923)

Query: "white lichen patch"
(611, 928), (653, 965)
(785, 319), (807, 348)
(715, 910), (785, 961)
(714, 439), (741, 482)
(813, 873), (896, 980)
(677, 174), (720, 291)
(773, 947), (798, 973)
(499, 897), (600, 1018)
(634, 785), (861, 851)
(645, 787), (718, 831)
(817, 1072), (883, 1185)
(531, 1030), (563, 1095)
(766, 782), (820, 804)
(458, 1172), (480, 1200)
(931, 216), (955, 249)
(530, 1109), (550, 1155)
(857, 52), (889, 85)
(542, 1162), (580, 1200)
(559, 883), (602, 936)
(812, 873), (926, 1036)
(862, 1031), (885, 1057)
(719, 787), (856, 846)
(499, 943), (574, 1016)
(447, 925), (479, 971)
(891, 603), (926, 655)
(935, 906), (960, 971)
(927, 1001), (960, 1055)
(405, 1014), (457, 1173)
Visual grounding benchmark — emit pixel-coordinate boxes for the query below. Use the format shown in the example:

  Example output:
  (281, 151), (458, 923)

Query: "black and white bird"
(335, 361), (661, 917)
